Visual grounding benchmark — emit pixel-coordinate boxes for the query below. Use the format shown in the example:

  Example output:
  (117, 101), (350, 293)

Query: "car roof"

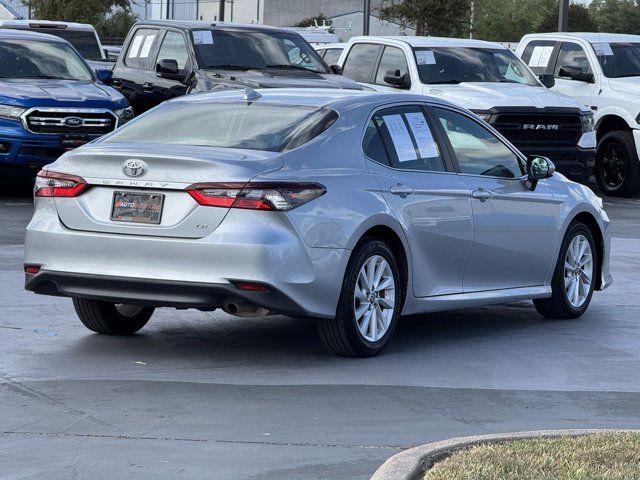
(316, 43), (346, 50)
(522, 32), (640, 43)
(349, 35), (507, 49)
(0, 28), (69, 42)
(134, 20), (298, 34)
(0, 19), (96, 31)
(169, 87), (459, 111)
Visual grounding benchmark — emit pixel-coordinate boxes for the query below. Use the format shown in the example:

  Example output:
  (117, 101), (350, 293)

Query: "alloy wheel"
(564, 234), (594, 309)
(353, 255), (395, 342)
(599, 142), (628, 189)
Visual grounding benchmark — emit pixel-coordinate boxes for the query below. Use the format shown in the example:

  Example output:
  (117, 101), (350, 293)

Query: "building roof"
(348, 35), (507, 49)
(522, 32), (640, 43)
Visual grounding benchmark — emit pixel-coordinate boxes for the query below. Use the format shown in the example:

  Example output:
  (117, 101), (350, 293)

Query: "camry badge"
(123, 159), (145, 177)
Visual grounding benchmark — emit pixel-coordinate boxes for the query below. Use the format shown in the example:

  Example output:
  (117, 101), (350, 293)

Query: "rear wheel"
(595, 130), (640, 197)
(73, 298), (154, 335)
(318, 239), (403, 357)
(534, 222), (596, 319)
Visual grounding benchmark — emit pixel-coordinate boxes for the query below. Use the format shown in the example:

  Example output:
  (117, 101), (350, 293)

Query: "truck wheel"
(317, 239), (403, 357)
(73, 298), (154, 335)
(595, 130), (640, 196)
(533, 222), (596, 319)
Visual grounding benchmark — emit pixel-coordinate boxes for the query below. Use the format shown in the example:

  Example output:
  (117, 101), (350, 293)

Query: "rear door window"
(342, 43), (381, 83)
(125, 28), (159, 69)
(520, 40), (557, 74)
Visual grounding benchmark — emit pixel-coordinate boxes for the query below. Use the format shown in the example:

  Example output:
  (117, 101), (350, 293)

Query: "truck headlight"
(114, 106), (134, 124)
(471, 110), (492, 122)
(0, 105), (26, 121)
(581, 112), (595, 133)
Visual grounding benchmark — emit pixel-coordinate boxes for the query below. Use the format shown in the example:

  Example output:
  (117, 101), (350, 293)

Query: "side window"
(365, 106), (445, 172)
(521, 40), (557, 74)
(342, 43), (380, 83)
(156, 31), (189, 70)
(374, 46), (410, 86)
(363, 119), (390, 166)
(434, 107), (523, 178)
(125, 28), (159, 69)
(555, 42), (592, 77)
(323, 48), (343, 65)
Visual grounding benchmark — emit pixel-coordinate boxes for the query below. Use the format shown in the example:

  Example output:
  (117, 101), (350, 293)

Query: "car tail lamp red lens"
(234, 281), (269, 292)
(24, 265), (41, 274)
(35, 170), (88, 198)
(187, 182), (326, 211)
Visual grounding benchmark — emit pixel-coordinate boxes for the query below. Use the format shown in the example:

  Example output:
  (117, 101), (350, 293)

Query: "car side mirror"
(538, 73), (555, 88)
(525, 155), (555, 190)
(329, 64), (342, 75)
(156, 59), (184, 80)
(383, 69), (410, 89)
(558, 65), (594, 83)
(95, 68), (113, 84)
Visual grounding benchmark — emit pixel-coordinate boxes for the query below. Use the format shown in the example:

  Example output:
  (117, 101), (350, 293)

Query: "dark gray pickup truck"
(111, 20), (363, 114)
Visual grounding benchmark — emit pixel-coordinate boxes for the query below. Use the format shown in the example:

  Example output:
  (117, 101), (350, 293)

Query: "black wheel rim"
(598, 141), (628, 189)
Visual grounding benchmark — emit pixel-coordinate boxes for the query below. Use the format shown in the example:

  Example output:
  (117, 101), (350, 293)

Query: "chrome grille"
(22, 108), (117, 135)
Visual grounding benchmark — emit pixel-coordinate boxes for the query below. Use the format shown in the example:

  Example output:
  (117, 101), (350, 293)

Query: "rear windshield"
(103, 102), (338, 152)
(26, 28), (102, 60)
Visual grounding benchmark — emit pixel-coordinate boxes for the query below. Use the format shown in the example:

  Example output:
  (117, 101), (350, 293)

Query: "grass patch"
(424, 432), (640, 480)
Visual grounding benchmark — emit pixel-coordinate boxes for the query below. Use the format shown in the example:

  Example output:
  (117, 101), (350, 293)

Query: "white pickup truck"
(337, 36), (596, 184)
(517, 33), (640, 196)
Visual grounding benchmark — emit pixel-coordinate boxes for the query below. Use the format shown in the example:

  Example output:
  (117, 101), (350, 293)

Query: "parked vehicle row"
(23, 88), (612, 356)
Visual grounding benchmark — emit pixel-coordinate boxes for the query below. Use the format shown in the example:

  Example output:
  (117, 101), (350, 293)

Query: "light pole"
(363, 0), (371, 35)
(219, 0), (226, 22)
(558, 0), (569, 32)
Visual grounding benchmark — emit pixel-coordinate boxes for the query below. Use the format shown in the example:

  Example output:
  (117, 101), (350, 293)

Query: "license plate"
(61, 135), (90, 151)
(111, 191), (164, 224)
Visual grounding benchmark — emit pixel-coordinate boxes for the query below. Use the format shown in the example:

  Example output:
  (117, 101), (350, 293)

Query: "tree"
(22, 0), (137, 38)
(472, 0), (556, 41)
(590, 0), (640, 34)
(537, 2), (597, 32)
(378, 0), (472, 37)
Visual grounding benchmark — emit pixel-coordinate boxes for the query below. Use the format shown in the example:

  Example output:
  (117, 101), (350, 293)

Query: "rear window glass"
(103, 102), (338, 152)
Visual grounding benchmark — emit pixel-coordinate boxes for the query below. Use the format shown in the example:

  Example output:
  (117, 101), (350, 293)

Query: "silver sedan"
(24, 88), (612, 357)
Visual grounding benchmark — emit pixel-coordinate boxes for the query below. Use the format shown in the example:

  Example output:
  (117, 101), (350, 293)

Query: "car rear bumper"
(24, 200), (349, 318)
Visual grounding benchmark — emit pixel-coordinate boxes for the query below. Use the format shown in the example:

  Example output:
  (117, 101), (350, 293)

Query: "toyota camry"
(24, 88), (612, 357)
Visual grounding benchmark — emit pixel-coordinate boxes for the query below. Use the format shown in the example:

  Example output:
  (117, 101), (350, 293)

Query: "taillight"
(35, 170), (88, 198)
(186, 182), (326, 211)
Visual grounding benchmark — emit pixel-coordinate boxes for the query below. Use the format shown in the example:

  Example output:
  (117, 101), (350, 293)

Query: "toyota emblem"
(123, 159), (145, 177)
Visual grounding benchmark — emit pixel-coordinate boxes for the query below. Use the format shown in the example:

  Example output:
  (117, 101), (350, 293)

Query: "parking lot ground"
(1, 186), (639, 480)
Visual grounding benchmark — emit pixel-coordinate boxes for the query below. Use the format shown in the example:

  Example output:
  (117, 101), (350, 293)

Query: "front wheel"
(73, 298), (154, 335)
(595, 130), (640, 197)
(534, 222), (596, 319)
(318, 239), (403, 357)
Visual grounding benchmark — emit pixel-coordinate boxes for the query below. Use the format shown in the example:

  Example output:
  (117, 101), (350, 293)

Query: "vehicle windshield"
(593, 42), (640, 78)
(0, 39), (94, 80)
(103, 102), (337, 152)
(413, 47), (539, 86)
(26, 28), (103, 60)
(192, 29), (330, 73)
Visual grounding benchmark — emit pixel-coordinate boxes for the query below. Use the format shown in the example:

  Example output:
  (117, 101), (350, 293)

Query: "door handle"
(389, 184), (414, 197)
(142, 82), (154, 91)
(471, 188), (493, 201)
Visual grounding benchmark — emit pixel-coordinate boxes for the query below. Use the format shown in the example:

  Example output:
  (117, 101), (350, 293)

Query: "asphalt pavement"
(1, 183), (639, 480)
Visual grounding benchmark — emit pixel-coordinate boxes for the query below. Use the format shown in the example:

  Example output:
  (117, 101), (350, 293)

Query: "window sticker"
(405, 112), (439, 159)
(415, 50), (436, 65)
(193, 30), (214, 45)
(593, 42), (613, 56)
(128, 35), (144, 58)
(139, 34), (156, 58)
(384, 114), (417, 162)
(528, 46), (554, 67)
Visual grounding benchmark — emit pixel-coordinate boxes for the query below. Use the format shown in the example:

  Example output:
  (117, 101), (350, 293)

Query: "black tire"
(595, 130), (640, 197)
(317, 239), (404, 357)
(533, 222), (596, 319)
(72, 298), (154, 335)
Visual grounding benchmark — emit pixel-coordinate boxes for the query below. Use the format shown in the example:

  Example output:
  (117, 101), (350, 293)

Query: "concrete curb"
(370, 428), (637, 480)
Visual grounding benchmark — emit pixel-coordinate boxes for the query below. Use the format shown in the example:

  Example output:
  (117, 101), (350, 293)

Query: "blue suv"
(0, 30), (133, 178)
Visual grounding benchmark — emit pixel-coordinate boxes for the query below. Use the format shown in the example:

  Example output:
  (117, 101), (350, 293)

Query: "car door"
(552, 41), (598, 108)
(146, 29), (192, 109)
(363, 104), (473, 297)
(431, 106), (557, 292)
(112, 27), (160, 115)
(341, 42), (382, 86)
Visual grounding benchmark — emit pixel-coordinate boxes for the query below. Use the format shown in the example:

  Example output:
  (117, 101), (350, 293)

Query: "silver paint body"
(24, 89), (612, 318)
